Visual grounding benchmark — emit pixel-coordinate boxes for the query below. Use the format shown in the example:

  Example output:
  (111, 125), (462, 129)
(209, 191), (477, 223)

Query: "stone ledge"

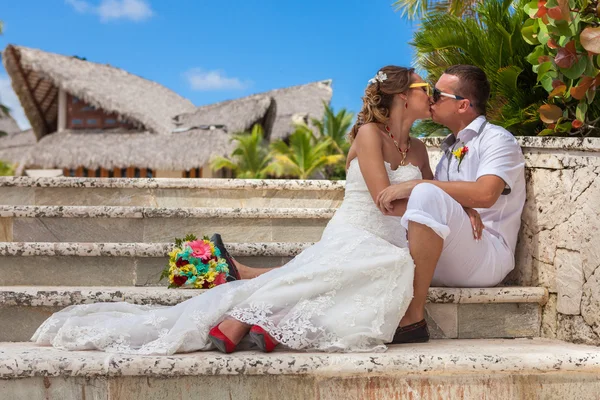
(0, 177), (346, 190)
(0, 339), (598, 379)
(0, 242), (312, 257)
(0, 286), (548, 307)
(0, 205), (336, 219)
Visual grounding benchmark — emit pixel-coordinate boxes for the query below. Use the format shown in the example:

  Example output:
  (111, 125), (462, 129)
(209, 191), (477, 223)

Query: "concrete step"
(0, 242), (307, 286)
(0, 177), (344, 208)
(0, 286), (547, 342)
(0, 339), (598, 399)
(0, 205), (334, 243)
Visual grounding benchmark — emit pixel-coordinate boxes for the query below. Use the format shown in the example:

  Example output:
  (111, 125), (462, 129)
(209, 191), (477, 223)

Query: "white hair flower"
(368, 71), (387, 85)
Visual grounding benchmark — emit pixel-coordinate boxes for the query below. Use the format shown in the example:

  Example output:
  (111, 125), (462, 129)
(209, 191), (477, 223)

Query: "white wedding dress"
(32, 159), (420, 354)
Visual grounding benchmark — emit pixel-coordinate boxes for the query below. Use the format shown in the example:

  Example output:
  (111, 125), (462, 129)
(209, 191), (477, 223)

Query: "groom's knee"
(407, 183), (447, 212)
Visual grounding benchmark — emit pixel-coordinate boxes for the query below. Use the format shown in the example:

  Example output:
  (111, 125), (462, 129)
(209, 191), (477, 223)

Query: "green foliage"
(411, 0), (547, 135)
(392, 0), (481, 20)
(269, 129), (345, 180)
(296, 103), (354, 179)
(0, 160), (15, 176)
(210, 124), (275, 179)
(522, 0), (600, 136)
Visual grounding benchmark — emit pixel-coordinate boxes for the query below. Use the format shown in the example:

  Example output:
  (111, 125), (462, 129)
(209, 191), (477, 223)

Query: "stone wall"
(424, 136), (600, 346)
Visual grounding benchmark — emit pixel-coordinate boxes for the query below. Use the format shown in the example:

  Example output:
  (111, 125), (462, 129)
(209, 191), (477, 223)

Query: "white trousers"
(401, 183), (514, 287)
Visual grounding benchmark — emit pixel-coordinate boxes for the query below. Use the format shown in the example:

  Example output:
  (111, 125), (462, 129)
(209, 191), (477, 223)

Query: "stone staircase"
(0, 177), (598, 399)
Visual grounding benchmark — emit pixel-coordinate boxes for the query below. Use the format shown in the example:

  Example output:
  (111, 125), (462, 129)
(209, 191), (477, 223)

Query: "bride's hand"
(376, 181), (417, 214)
(464, 207), (484, 240)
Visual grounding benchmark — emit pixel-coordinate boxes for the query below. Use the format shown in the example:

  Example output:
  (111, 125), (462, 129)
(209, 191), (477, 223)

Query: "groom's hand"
(377, 180), (420, 214)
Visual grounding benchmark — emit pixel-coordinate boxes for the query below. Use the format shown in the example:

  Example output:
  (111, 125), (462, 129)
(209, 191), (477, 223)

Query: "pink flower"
(188, 240), (213, 261)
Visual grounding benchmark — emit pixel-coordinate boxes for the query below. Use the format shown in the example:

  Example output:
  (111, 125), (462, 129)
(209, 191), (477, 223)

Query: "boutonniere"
(452, 145), (469, 172)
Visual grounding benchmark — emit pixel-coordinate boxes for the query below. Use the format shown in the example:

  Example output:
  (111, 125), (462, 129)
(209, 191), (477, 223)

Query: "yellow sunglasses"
(409, 82), (432, 96)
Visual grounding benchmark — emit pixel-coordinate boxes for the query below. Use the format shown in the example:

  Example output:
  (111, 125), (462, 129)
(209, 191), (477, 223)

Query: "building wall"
(66, 94), (136, 130)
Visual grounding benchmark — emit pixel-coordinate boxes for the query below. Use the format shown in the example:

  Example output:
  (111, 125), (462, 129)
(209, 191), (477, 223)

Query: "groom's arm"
(413, 177), (506, 208)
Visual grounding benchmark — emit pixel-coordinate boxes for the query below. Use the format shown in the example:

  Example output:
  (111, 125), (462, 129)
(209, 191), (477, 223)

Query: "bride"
(32, 66), (435, 355)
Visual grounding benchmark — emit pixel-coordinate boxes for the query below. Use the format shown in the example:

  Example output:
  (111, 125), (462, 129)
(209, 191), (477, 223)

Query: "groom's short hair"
(444, 65), (490, 116)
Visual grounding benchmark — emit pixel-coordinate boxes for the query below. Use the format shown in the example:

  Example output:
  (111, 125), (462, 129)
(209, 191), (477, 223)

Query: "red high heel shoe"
(249, 325), (278, 353)
(208, 325), (237, 353)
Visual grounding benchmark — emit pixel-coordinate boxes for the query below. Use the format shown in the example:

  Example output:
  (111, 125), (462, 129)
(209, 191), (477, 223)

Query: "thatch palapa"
(0, 128), (36, 164)
(173, 80), (333, 141)
(0, 108), (21, 136)
(25, 128), (235, 171)
(2, 45), (196, 140)
(173, 95), (275, 134)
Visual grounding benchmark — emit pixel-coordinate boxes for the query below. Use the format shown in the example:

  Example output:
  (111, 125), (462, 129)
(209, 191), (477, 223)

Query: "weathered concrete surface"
(1, 339), (599, 399)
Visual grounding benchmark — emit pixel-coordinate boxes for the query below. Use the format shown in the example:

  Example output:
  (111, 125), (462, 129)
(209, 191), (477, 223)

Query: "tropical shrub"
(522, 0), (600, 136)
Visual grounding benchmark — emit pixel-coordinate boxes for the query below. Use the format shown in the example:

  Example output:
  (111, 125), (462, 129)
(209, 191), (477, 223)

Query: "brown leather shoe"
(391, 319), (430, 344)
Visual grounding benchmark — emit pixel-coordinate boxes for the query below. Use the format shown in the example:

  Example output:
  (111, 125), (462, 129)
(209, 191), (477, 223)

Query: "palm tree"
(411, 0), (545, 136)
(295, 103), (353, 179)
(392, 0), (481, 20)
(210, 124), (274, 179)
(268, 129), (345, 180)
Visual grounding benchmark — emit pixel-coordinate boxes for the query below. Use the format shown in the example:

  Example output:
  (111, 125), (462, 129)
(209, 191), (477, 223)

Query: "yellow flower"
(168, 248), (181, 262)
(206, 270), (217, 282)
(179, 264), (197, 275)
(452, 148), (462, 158)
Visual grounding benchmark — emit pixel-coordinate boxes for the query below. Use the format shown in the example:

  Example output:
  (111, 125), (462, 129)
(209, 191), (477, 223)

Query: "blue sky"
(0, 0), (417, 129)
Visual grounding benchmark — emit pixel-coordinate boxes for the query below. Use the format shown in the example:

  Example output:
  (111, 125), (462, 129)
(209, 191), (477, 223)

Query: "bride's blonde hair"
(349, 66), (415, 142)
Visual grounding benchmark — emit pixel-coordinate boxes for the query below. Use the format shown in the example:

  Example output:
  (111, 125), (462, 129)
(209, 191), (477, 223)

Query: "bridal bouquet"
(160, 234), (230, 289)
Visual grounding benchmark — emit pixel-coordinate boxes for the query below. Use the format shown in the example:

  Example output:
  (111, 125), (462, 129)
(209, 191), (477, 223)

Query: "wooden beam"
(40, 89), (58, 116)
(31, 77), (43, 94)
(9, 46), (52, 134)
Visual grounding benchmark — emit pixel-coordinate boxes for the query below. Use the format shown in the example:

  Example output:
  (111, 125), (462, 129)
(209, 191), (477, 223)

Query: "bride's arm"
(354, 124), (407, 216)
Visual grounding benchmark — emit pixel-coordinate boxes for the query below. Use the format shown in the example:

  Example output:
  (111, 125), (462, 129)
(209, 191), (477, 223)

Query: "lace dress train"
(32, 160), (421, 354)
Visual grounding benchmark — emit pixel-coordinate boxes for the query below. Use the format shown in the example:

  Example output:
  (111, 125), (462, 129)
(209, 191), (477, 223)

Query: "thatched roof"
(23, 128), (234, 171)
(2, 45), (196, 140)
(173, 95), (275, 134)
(173, 80), (333, 141)
(0, 128), (36, 164)
(0, 109), (21, 135)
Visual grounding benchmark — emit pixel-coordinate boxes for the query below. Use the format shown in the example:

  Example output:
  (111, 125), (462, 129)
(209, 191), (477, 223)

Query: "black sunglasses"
(432, 87), (472, 107)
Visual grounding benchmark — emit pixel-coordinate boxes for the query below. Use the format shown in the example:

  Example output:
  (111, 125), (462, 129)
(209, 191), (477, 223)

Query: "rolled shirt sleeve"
(476, 132), (525, 191)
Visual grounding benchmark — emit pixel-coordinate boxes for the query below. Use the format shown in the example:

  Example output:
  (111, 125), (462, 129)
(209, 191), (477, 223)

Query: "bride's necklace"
(384, 124), (411, 166)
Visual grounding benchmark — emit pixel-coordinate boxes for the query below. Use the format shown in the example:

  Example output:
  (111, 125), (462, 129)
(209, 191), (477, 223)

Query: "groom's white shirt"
(434, 115), (526, 255)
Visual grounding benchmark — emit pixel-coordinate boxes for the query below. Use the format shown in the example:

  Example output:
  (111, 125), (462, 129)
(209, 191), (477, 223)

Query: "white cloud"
(184, 68), (251, 91)
(65, 0), (154, 22)
(0, 74), (31, 130)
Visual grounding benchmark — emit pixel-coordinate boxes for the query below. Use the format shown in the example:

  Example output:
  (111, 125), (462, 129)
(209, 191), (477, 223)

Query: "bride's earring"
(405, 102), (408, 109)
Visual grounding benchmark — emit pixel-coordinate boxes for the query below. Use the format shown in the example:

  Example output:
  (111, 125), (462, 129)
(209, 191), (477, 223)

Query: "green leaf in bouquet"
(545, 0), (559, 8)
(159, 267), (170, 282)
(184, 233), (198, 242)
(168, 283), (180, 289)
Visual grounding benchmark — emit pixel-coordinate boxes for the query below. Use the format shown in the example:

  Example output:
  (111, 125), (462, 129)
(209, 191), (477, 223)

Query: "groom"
(376, 65), (526, 343)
